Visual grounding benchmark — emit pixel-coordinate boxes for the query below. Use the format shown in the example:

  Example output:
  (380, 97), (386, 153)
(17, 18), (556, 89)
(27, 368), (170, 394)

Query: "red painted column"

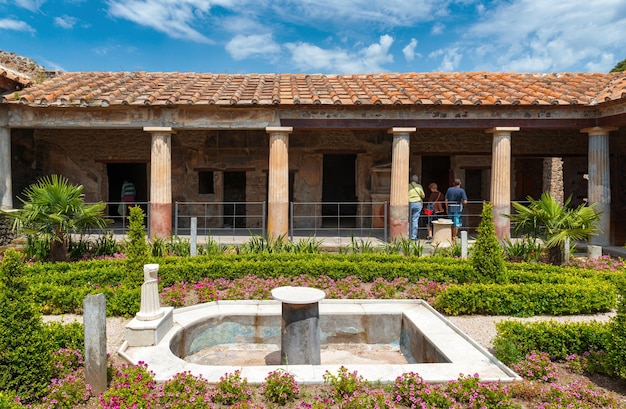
(582, 127), (617, 246)
(266, 127), (292, 240)
(487, 127), (519, 240)
(144, 127), (174, 239)
(388, 127), (415, 241)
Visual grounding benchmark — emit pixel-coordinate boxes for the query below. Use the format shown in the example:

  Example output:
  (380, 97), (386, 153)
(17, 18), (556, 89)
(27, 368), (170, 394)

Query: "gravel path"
(43, 311), (616, 361)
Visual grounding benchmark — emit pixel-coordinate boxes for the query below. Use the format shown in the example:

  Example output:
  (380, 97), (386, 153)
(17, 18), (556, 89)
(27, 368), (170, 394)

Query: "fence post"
(174, 201), (178, 236)
(190, 217), (197, 256)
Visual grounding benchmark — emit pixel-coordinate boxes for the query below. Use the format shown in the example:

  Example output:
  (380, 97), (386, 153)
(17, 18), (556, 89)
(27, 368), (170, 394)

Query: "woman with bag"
(425, 183), (444, 241)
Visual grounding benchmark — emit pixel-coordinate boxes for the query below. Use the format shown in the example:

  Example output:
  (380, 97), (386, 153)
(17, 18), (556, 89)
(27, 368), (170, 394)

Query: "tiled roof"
(2, 71), (626, 107)
(0, 67), (32, 89)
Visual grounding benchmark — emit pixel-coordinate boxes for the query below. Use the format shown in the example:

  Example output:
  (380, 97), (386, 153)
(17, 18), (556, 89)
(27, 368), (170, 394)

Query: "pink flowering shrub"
(570, 255), (625, 272)
(51, 348), (84, 378)
(161, 282), (189, 307)
(513, 351), (559, 382)
(539, 379), (620, 408)
(99, 362), (156, 409)
(41, 368), (92, 409)
(156, 371), (212, 409)
(211, 370), (252, 406)
(261, 369), (300, 404)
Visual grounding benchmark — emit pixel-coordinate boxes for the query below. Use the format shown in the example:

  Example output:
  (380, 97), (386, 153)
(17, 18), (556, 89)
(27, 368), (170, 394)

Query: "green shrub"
(493, 320), (610, 364)
(0, 391), (23, 408)
(0, 249), (53, 402)
(44, 321), (84, 353)
(606, 280), (626, 379)
(437, 281), (616, 316)
(123, 206), (150, 278)
(471, 202), (508, 283)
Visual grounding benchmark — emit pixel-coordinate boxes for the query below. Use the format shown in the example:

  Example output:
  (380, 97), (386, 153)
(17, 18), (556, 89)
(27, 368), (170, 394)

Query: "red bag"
(424, 208), (433, 216)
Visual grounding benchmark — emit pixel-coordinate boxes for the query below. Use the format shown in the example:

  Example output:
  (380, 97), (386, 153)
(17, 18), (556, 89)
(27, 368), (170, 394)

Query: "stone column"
(0, 127), (12, 210)
(542, 157), (564, 205)
(388, 128), (415, 241)
(144, 127), (174, 239)
(266, 127), (292, 239)
(582, 127), (617, 246)
(487, 127), (519, 240)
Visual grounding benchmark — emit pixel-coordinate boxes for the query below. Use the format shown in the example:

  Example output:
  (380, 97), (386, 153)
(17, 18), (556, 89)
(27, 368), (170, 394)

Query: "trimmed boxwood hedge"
(22, 253), (621, 317)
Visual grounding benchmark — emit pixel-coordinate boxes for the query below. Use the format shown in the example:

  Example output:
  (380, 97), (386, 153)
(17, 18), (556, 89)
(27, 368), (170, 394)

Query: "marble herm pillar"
(582, 127), (617, 246)
(266, 127), (292, 240)
(388, 128), (415, 241)
(487, 127), (519, 240)
(0, 127), (12, 210)
(144, 127), (174, 239)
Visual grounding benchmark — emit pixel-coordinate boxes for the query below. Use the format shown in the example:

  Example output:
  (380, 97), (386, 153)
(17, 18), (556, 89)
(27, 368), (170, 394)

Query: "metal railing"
(84, 199), (532, 241)
(174, 201), (266, 239)
(290, 201), (388, 242)
(86, 201), (150, 235)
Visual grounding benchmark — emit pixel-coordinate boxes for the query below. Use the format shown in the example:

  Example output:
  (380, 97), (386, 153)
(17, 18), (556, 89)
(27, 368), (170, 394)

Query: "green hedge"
(436, 281), (616, 316)
(492, 320), (611, 364)
(22, 254), (620, 317)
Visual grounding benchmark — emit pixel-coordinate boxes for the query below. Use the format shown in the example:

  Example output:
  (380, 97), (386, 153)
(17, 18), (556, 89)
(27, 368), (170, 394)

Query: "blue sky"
(1, 0), (625, 74)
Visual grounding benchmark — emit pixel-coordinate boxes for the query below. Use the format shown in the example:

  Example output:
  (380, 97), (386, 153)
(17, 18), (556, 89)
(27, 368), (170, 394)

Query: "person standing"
(119, 180), (136, 216)
(445, 178), (468, 241)
(408, 174), (425, 241)
(425, 182), (444, 241)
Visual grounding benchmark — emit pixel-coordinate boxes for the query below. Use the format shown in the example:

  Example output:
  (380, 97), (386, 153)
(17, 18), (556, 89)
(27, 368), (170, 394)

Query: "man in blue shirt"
(444, 178), (468, 241)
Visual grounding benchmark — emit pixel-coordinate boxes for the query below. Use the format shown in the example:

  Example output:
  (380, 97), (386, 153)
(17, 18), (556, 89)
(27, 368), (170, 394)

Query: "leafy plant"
(157, 371), (211, 409)
(606, 280), (626, 379)
(507, 193), (600, 265)
(0, 249), (53, 402)
(512, 351), (559, 382)
(261, 369), (300, 404)
(99, 362), (156, 409)
(2, 175), (109, 262)
(41, 369), (92, 409)
(123, 205), (150, 277)
(471, 202), (508, 283)
(323, 366), (367, 401)
(211, 370), (252, 405)
(502, 236), (543, 263)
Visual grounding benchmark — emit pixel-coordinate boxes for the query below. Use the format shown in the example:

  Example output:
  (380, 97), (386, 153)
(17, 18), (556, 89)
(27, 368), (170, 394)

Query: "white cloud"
(106, 0), (222, 43)
(286, 35), (394, 73)
(54, 15), (77, 29)
(431, 22), (445, 35)
(15, 0), (45, 11)
(225, 34), (281, 60)
(0, 18), (35, 32)
(429, 47), (462, 71)
(585, 53), (616, 72)
(279, 0), (449, 26)
(402, 38), (418, 61)
(463, 0), (626, 72)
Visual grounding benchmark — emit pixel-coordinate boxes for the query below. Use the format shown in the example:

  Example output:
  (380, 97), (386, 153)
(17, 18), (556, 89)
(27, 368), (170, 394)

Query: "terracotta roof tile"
(2, 71), (625, 107)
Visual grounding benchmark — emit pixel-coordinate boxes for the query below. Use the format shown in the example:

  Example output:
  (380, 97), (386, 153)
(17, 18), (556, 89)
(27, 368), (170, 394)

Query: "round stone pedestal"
(432, 218), (454, 246)
(271, 286), (326, 365)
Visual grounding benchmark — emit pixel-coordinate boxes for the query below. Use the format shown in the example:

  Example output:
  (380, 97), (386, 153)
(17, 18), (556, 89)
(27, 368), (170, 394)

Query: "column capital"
(486, 127), (520, 135)
(143, 126), (175, 134)
(266, 126), (293, 134)
(580, 126), (618, 136)
(387, 127), (416, 134)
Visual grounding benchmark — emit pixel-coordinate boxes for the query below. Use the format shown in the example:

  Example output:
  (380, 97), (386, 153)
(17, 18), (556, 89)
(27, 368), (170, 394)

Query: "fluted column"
(144, 127), (174, 239)
(266, 127), (292, 239)
(582, 127), (616, 246)
(0, 127), (12, 210)
(388, 128), (415, 241)
(487, 127), (519, 240)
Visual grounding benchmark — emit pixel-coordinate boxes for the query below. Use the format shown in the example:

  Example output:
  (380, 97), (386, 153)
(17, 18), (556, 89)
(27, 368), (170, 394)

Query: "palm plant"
(3, 175), (109, 261)
(506, 192), (600, 265)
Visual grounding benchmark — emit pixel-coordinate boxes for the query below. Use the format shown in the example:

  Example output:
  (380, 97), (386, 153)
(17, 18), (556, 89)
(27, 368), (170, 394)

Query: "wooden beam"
(280, 118), (597, 130)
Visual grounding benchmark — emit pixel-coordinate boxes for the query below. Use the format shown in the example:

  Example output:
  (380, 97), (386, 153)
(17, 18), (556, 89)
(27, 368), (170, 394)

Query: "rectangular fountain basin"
(119, 299), (520, 384)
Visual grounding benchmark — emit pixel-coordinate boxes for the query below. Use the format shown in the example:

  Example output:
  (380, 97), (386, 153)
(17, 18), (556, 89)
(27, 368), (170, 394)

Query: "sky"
(1, 0), (626, 74)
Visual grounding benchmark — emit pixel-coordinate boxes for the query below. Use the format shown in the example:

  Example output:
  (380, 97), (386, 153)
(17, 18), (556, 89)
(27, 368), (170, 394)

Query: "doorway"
(223, 171), (246, 228)
(421, 156), (451, 192)
(322, 154), (357, 226)
(107, 163), (147, 216)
